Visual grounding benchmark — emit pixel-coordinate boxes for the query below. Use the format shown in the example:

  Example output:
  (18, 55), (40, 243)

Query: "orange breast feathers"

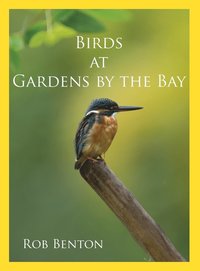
(83, 115), (118, 157)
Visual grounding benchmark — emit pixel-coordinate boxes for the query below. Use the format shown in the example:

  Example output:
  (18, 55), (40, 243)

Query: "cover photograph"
(9, 9), (189, 262)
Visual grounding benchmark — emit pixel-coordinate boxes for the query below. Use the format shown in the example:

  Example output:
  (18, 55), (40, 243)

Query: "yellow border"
(0, 0), (198, 270)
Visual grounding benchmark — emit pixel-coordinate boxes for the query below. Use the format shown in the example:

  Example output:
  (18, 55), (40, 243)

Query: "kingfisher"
(74, 98), (143, 170)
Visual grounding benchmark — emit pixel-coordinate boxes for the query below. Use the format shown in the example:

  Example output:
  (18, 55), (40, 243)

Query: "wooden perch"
(80, 159), (185, 262)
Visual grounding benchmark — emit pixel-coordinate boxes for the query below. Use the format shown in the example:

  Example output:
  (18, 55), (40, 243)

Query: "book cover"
(1, 0), (198, 270)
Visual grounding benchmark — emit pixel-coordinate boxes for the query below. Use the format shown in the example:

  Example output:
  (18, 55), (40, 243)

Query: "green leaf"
(62, 10), (105, 33)
(29, 31), (46, 48)
(81, 10), (133, 22)
(23, 21), (46, 45)
(10, 34), (24, 51)
(45, 23), (77, 46)
(29, 23), (77, 48)
(52, 10), (75, 22)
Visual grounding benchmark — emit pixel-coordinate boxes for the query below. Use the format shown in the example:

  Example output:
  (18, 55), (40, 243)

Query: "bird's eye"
(110, 106), (117, 110)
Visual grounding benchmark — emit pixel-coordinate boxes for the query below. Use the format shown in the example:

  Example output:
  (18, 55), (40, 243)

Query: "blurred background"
(10, 10), (189, 261)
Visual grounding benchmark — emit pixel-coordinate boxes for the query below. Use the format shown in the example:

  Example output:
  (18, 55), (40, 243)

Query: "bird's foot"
(86, 156), (105, 165)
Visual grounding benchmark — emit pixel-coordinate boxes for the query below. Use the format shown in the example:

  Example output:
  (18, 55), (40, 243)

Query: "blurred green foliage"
(10, 10), (189, 262)
(10, 9), (131, 70)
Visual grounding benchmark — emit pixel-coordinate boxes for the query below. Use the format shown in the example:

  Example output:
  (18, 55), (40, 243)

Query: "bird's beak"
(116, 105), (143, 112)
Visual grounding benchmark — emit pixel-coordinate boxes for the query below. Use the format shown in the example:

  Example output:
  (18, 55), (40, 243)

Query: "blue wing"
(75, 113), (96, 160)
